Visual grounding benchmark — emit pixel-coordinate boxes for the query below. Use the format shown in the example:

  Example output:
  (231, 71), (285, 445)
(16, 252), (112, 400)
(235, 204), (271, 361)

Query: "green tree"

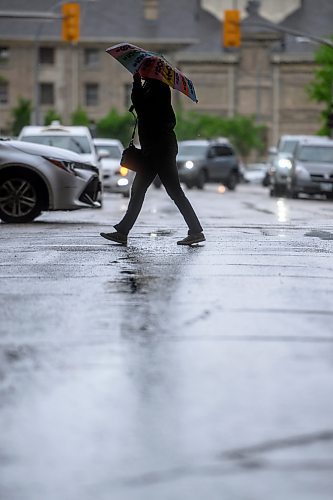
(44, 109), (62, 125)
(176, 111), (265, 161)
(71, 106), (90, 126)
(307, 37), (333, 135)
(96, 109), (134, 145)
(11, 97), (32, 136)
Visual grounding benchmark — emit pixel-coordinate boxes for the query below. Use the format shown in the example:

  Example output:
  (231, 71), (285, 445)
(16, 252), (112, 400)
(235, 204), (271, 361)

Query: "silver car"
(0, 138), (101, 223)
(269, 135), (328, 197)
(286, 138), (333, 199)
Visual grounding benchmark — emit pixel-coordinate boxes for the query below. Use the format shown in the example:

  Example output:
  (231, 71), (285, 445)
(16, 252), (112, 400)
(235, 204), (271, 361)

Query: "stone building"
(0, 0), (332, 147)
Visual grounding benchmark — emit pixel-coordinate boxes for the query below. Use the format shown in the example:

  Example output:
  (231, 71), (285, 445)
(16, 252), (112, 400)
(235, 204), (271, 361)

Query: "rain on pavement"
(0, 184), (333, 500)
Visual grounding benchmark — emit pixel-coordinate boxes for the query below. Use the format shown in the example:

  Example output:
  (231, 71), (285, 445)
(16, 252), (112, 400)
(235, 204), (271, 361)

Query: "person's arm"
(131, 73), (143, 112)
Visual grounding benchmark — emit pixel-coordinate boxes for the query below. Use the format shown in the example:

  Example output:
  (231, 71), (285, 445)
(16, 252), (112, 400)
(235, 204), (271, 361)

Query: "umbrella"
(106, 42), (198, 103)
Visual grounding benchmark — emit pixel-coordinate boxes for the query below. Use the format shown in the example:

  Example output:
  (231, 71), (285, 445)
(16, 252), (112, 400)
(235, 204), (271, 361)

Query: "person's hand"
(133, 72), (141, 82)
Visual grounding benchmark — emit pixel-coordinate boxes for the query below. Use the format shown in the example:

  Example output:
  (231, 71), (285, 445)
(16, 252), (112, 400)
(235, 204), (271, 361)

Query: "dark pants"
(114, 146), (203, 236)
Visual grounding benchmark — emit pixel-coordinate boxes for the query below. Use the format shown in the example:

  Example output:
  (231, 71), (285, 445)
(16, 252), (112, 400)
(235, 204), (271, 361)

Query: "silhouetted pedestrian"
(100, 73), (205, 246)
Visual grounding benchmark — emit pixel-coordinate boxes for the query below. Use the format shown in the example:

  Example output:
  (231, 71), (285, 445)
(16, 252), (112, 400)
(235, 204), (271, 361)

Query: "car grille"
(310, 173), (333, 182)
(79, 176), (101, 204)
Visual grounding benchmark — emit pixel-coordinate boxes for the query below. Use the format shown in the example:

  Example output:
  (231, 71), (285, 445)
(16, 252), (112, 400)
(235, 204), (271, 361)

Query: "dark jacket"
(131, 78), (177, 153)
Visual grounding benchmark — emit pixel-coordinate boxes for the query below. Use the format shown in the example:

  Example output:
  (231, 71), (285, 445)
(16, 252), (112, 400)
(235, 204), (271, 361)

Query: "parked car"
(268, 135), (329, 197)
(93, 138), (133, 197)
(0, 138), (101, 223)
(170, 139), (240, 190)
(18, 121), (101, 172)
(243, 163), (269, 184)
(286, 138), (333, 199)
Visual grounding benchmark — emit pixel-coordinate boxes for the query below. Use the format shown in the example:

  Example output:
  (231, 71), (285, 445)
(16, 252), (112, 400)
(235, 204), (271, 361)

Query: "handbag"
(120, 109), (144, 173)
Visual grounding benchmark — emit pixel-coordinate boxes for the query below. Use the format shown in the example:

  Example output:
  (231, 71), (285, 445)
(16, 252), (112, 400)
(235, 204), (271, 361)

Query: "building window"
(0, 47), (9, 64)
(40, 83), (54, 105)
(39, 47), (55, 65)
(84, 48), (100, 68)
(0, 81), (8, 104)
(144, 0), (159, 20)
(85, 83), (99, 106)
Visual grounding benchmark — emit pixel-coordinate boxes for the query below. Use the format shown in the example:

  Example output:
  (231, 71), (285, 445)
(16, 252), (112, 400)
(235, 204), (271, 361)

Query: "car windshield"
(298, 145), (333, 163)
(279, 140), (298, 154)
(178, 144), (207, 158)
(21, 135), (92, 154)
(95, 144), (122, 159)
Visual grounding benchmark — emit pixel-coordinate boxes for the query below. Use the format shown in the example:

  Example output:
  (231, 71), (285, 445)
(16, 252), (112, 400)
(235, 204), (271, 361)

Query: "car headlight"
(117, 178), (129, 186)
(44, 157), (77, 175)
(278, 158), (292, 169)
(119, 166), (129, 176)
(185, 160), (194, 169)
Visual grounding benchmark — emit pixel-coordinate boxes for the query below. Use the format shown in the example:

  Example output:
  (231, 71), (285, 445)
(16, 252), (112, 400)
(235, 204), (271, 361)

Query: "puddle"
(304, 230), (333, 240)
(147, 229), (175, 237)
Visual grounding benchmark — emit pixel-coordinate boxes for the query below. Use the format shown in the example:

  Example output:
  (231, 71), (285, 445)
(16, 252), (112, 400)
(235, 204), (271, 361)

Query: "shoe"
(100, 231), (128, 245)
(177, 232), (205, 246)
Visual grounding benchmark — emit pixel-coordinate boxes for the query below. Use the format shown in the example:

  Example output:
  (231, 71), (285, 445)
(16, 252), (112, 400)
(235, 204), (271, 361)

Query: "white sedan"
(94, 138), (134, 197)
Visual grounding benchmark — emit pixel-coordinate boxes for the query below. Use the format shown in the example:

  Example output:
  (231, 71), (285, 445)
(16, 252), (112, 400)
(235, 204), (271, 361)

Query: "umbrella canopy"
(106, 43), (198, 103)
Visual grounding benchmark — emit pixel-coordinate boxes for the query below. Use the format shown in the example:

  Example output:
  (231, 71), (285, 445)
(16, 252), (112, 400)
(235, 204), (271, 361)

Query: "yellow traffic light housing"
(62, 2), (80, 42)
(223, 9), (241, 48)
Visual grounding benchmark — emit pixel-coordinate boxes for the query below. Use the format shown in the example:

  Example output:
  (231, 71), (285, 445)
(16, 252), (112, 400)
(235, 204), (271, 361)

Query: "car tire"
(226, 172), (238, 191)
(0, 171), (44, 223)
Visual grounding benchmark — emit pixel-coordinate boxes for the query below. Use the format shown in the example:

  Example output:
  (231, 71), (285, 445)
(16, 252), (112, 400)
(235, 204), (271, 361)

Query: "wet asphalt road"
(0, 183), (333, 500)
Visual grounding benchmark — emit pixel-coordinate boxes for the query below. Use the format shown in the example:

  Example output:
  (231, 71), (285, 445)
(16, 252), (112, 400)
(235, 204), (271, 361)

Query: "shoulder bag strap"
(128, 106), (138, 145)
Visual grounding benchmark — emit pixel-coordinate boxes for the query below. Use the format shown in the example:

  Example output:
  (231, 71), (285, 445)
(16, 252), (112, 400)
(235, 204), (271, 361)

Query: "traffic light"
(223, 9), (241, 48)
(62, 2), (80, 42)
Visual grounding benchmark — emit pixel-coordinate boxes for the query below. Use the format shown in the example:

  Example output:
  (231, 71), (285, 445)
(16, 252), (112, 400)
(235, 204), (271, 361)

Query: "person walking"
(100, 73), (205, 246)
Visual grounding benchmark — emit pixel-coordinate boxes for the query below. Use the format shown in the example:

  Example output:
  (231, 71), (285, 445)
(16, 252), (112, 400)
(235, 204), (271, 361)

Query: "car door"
(206, 144), (236, 182)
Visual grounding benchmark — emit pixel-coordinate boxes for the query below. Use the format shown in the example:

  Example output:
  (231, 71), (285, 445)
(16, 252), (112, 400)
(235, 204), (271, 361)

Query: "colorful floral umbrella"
(106, 42), (198, 103)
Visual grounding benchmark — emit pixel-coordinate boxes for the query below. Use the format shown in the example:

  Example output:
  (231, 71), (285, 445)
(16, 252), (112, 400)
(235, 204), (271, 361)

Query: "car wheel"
(0, 172), (43, 223)
(226, 172), (238, 191)
(195, 170), (205, 190)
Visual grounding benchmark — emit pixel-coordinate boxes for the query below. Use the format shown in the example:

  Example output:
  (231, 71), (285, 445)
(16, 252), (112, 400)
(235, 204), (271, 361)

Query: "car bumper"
(273, 172), (289, 186)
(51, 170), (102, 210)
(294, 178), (333, 195)
(178, 168), (202, 183)
(103, 174), (132, 194)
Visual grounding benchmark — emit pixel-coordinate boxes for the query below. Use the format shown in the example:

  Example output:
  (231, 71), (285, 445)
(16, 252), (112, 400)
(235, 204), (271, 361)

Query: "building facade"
(0, 0), (332, 147)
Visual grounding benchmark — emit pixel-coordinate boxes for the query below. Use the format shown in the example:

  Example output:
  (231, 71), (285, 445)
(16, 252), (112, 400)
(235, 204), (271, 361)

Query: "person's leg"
(114, 169), (156, 235)
(157, 158), (203, 234)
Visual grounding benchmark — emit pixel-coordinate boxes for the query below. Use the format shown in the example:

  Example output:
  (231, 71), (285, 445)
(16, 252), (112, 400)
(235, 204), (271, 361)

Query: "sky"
(202, 0), (301, 22)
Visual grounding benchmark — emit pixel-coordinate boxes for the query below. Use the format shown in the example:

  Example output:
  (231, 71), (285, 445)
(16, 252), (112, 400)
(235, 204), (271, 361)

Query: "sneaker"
(100, 231), (128, 245)
(177, 232), (205, 246)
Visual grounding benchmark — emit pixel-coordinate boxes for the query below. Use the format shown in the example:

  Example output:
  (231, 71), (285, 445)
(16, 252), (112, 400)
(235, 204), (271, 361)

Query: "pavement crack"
(219, 430), (333, 461)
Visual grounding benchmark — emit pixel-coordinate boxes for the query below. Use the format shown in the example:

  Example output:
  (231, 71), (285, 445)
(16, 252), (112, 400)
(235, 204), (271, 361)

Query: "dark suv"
(175, 139), (240, 190)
